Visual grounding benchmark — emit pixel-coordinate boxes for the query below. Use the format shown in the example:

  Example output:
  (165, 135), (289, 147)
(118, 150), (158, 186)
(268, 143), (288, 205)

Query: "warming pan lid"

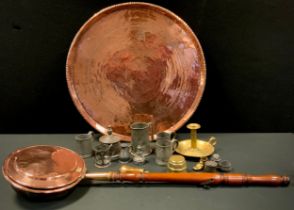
(2, 145), (86, 190)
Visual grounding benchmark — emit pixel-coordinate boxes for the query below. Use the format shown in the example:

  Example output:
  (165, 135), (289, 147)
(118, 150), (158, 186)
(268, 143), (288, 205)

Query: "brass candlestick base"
(175, 123), (217, 158)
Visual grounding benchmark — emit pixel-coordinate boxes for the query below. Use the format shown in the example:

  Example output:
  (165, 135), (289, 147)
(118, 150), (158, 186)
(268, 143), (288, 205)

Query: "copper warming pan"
(66, 2), (206, 141)
(2, 145), (290, 199)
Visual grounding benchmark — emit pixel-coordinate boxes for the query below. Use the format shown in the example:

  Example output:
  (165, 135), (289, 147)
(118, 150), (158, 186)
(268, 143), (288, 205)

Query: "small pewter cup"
(130, 122), (152, 156)
(218, 160), (233, 172)
(99, 126), (121, 160)
(93, 143), (112, 168)
(75, 131), (94, 158)
(119, 143), (131, 163)
(155, 132), (178, 166)
(132, 145), (147, 165)
(204, 160), (218, 172)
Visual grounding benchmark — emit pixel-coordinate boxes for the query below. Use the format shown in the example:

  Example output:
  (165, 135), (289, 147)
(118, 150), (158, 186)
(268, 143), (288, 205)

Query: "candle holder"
(175, 123), (217, 158)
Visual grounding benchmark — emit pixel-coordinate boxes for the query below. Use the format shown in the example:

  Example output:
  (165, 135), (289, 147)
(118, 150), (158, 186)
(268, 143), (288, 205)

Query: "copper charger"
(66, 2), (206, 141)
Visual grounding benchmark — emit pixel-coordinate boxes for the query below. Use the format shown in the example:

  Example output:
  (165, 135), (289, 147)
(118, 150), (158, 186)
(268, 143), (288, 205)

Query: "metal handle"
(171, 138), (178, 151)
(148, 122), (154, 141)
(84, 172), (113, 181)
(119, 165), (146, 173)
(208, 136), (217, 146)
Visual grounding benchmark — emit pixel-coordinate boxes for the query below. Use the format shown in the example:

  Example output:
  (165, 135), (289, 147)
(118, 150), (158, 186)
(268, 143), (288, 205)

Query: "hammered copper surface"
(66, 2), (206, 141)
(2, 145), (86, 189)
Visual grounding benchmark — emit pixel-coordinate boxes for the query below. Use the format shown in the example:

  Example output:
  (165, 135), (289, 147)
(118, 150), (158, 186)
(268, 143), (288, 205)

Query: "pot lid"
(2, 145), (86, 190)
(99, 126), (120, 144)
(66, 2), (206, 141)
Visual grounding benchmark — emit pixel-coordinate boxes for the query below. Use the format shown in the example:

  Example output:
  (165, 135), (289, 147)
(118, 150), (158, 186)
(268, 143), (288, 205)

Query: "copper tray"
(66, 2), (206, 141)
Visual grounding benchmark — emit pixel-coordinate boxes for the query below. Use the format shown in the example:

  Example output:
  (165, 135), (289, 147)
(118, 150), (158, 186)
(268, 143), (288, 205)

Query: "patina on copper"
(66, 2), (206, 141)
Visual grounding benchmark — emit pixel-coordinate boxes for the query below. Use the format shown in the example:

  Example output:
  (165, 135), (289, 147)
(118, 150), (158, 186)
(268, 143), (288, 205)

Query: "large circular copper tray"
(66, 2), (206, 141)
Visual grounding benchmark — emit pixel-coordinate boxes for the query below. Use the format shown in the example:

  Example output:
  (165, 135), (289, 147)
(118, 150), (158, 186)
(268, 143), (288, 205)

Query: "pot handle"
(171, 138), (178, 151)
(208, 136), (217, 146)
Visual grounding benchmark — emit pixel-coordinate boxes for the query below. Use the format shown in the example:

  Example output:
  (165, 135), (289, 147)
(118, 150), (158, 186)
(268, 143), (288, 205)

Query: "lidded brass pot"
(167, 155), (187, 172)
(99, 126), (121, 160)
(175, 123), (216, 158)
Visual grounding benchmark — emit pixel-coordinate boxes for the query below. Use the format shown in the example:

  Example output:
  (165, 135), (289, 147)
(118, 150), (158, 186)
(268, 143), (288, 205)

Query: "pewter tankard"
(130, 122), (152, 156)
(155, 132), (178, 166)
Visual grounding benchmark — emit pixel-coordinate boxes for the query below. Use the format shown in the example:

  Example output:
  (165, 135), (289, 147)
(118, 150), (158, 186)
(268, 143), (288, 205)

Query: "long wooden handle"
(85, 172), (290, 186)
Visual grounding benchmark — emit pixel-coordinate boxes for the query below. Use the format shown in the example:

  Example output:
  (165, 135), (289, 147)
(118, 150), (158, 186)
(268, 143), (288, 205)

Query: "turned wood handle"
(112, 172), (290, 186)
(211, 173), (290, 186)
(84, 172), (290, 186)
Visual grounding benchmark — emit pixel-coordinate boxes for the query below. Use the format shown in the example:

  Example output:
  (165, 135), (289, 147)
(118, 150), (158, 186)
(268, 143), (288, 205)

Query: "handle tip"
(283, 176), (291, 186)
